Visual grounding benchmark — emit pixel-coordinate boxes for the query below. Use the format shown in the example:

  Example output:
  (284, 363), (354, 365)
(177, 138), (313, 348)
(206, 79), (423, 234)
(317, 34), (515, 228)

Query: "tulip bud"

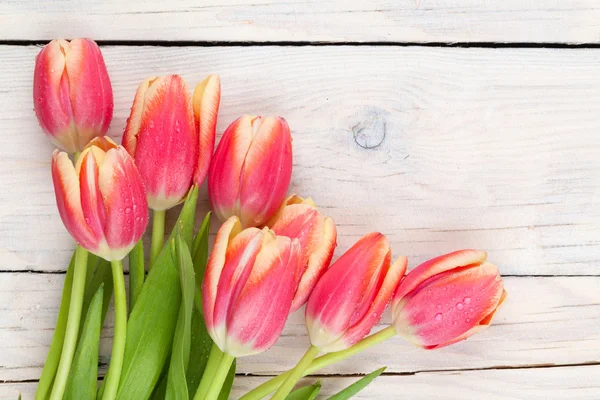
(203, 216), (301, 357)
(51, 137), (149, 261)
(266, 195), (337, 311)
(34, 38), (113, 154)
(392, 250), (506, 350)
(123, 74), (220, 210)
(208, 115), (292, 228)
(305, 233), (407, 352)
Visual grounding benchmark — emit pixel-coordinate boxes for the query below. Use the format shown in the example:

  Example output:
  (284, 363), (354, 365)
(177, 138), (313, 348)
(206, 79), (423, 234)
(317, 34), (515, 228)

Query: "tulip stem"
(240, 326), (397, 400)
(150, 209), (166, 268)
(102, 259), (128, 400)
(203, 352), (235, 400)
(270, 345), (320, 400)
(193, 343), (224, 400)
(48, 245), (88, 400)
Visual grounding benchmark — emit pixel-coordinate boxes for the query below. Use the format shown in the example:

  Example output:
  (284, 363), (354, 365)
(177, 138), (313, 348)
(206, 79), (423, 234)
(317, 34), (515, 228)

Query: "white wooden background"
(1, 2), (600, 400)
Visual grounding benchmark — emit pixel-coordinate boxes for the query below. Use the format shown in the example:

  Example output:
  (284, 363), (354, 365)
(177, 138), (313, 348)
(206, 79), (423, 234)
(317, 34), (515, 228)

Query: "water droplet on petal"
(435, 313), (443, 321)
(149, 121), (155, 129)
(118, 208), (123, 213)
(84, 217), (91, 225)
(436, 304), (442, 310)
(125, 207), (132, 213)
(466, 318), (471, 323)
(470, 308), (474, 312)
(443, 287), (447, 291)
(464, 297), (472, 304)
(456, 303), (464, 310)
(452, 320), (458, 326)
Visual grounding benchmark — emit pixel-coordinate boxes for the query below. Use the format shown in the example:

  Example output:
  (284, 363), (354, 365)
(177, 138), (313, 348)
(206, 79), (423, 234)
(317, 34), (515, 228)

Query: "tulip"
(195, 216), (301, 400)
(392, 249), (506, 350)
(122, 74), (220, 264)
(34, 38), (113, 154)
(271, 232), (407, 400)
(208, 115), (292, 228)
(50, 137), (147, 400)
(266, 195), (337, 311)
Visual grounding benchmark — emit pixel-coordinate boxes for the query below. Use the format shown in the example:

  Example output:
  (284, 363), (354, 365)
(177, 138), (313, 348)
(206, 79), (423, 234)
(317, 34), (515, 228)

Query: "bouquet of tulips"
(32, 38), (507, 400)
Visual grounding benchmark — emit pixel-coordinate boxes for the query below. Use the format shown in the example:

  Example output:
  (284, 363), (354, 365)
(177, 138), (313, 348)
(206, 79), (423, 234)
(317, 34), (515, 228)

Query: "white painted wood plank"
(3, 365), (600, 400)
(1, 1), (599, 44)
(1, 274), (598, 381)
(1, 45), (599, 274)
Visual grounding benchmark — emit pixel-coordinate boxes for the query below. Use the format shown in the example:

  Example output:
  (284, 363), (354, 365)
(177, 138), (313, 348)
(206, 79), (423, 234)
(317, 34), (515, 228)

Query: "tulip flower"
(196, 216), (301, 400)
(271, 233), (407, 400)
(208, 115), (292, 228)
(392, 249), (506, 349)
(51, 137), (147, 400)
(34, 38), (113, 154)
(266, 195), (337, 311)
(122, 74), (220, 264)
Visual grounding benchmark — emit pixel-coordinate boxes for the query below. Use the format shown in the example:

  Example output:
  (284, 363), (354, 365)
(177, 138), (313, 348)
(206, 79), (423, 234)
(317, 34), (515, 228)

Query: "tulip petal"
(238, 117), (293, 227)
(98, 147), (149, 260)
(122, 77), (155, 157)
(193, 74), (220, 185)
(208, 116), (254, 221)
(264, 194), (316, 228)
(225, 236), (300, 356)
(65, 39), (113, 150)
(78, 149), (106, 242)
(51, 151), (99, 249)
(393, 249), (488, 308)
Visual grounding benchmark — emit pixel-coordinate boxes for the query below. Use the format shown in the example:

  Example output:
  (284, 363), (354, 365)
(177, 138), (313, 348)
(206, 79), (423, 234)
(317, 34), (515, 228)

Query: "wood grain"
(3, 365), (600, 400)
(1, 45), (599, 274)
(1, 274), (598, 381)
(1, 1), (600, 44)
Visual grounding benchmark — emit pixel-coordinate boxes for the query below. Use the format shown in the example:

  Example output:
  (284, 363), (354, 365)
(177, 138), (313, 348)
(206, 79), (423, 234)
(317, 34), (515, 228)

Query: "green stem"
(240, 326), (397, 400)
(150, 209), (166, 268)
(49, 246), (88, 400)
(204, 353), (235, 400)
(270, 345), (320, 400)
(193, 344), (224, 400)
(102, 259), (128, 400)
(35, 251), (77, 400)
(128, 240), (145, 311)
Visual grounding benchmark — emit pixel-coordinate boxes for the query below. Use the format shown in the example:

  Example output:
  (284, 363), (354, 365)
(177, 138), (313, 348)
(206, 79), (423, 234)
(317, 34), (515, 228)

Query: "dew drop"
(135, 216), (141, 222)
(469, 308), (474, 312)
(118, 208), (123, 212)
(443, 287), (447, 291)
(125, 207), (132, 214)
(436, 304), (442, 310)
(435, 313), (443, 321)
(149, 121), (155, 129)
(456, 303), (464, 310)
(464, 297), (472, 304)
(452, 320), (458, 326)
(466, 318), (471, 323)
(84, 217), (91, 225)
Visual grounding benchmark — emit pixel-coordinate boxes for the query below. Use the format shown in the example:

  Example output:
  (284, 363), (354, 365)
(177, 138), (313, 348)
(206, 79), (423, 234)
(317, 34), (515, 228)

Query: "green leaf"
(192, 212), (211, 313)
(81, 257), (112, 331)
(326, 367), (386, 400)
(115, 188), (199, 400)
(149, 368), (168, 400)
(64, 285), (104, 400)
(129, 239), (145, 311)
(165, 235), (196, 400)
(217, 360), (236, 400)
(285, 381), (322, 400)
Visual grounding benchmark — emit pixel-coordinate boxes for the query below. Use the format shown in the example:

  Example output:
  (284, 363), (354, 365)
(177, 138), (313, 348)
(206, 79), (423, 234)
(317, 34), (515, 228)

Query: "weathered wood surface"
(1, 274), (598, 382)
(0, 1), (599, 44)
(1, 45), (599, 275)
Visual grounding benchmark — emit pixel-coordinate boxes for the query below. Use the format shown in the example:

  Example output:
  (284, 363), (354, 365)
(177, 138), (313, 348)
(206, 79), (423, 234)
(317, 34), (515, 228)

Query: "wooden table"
(1, 2), (599, 399)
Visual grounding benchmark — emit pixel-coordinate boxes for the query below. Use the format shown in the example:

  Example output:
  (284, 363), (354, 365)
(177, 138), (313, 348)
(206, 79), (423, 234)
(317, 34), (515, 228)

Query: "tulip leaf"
(81, 256), (112, 330)
(115, 188), (198, 400)
(217, 360), (236, 400)
(64, 284), (104, 400)
(326, 367), (386, 400)
(129, 239), (145, 311)
(191, 212), (211, 313)
(285, 381), (322, 400)
(165, 234), (196, 400)
(149, 371), (168, 400)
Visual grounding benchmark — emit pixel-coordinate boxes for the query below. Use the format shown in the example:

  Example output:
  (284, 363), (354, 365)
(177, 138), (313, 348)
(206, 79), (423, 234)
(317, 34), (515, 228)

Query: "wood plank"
(1, 274), (598, 381)
(1, 1), (600, 44)
(1, 45), (599, 274)
(3, 365), (600, 400)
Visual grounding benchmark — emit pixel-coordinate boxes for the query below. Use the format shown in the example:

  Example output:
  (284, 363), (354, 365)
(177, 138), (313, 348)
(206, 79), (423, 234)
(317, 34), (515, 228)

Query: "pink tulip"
(52, 137), (148, 261)
(202, 216), (302, 357)
(123, 74), (220, 210)
(208, 115), (292, 228)
(33, 38), (113, 154)
(305, 233), (407, 352)
(266, 195), (337, 311)
(392, 250), (506, 349)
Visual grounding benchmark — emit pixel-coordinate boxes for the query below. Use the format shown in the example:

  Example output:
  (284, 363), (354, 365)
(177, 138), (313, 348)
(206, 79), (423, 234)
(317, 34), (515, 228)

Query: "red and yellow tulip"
(208, 115), (292, 228)
(392, 249), (506, 349)
(34, 38), (113, 154)
(51, 137), (148, 261)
